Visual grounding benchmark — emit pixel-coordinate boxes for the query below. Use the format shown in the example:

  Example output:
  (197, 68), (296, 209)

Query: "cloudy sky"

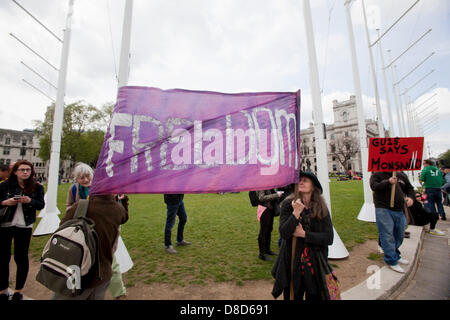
(0, 0), (448, 157)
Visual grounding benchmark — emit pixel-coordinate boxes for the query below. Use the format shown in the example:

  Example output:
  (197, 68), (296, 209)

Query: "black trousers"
(258, 208), (274, 255)
(0, 226), (32, 291)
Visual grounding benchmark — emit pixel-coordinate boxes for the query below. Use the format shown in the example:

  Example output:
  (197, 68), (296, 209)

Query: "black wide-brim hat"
(299, 171), (323, 194)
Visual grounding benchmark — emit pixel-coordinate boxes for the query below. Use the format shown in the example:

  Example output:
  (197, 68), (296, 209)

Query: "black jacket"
(164, 194), (184, 206)
(0, 179), (45, 226)
(271, 198), (333, 299)
(370, 171), (415, 211)
(256, 189), (279, 211)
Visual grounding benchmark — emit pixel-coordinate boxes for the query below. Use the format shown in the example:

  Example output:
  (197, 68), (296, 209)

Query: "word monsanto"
(368, 137), (424, 172)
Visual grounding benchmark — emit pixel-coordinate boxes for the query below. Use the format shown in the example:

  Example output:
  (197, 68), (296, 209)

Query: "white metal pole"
(361, 0), (384, 138)
(303, 0), (348, 258)
(111, 0), (134, 273)
(34, 0), (75, 236)
(117, 0), (133, 89)
(345, 0), (374, 222)
(393, 65), (409, 136)
(387, 51), (405, 136)
(376, 29), (394, 136)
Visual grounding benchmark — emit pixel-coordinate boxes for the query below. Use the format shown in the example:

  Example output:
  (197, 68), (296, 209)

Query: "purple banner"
(90, 86), (301, 195)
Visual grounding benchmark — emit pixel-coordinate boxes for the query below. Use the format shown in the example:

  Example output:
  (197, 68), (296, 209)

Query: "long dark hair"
(10, 160), (38, 194)
(283, 184), (329, 220)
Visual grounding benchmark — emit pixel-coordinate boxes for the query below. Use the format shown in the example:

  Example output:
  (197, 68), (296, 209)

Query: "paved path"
(394, 216), (450, 300)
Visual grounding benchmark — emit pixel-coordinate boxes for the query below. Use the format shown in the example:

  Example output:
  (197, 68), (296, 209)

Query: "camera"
(13, 195), (22, 200)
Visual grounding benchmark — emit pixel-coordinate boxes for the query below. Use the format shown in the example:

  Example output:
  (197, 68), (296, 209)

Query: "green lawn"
(30, 179), (378, 287)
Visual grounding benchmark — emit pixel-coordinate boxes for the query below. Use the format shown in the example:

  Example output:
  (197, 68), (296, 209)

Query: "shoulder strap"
(72, 184), (77, 201)
(74, 199), (89, 219)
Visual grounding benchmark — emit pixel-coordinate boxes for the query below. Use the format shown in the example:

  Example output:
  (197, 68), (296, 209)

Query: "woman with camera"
(0, 160), (45, 300)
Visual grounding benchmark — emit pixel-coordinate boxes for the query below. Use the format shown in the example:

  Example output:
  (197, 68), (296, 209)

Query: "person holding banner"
(256, 189), (283, 262)
(164, 194), (191, 254)
(420, 160), (446, 221)
(271, 171), (333, 300)
(52, 194), (129, 300)
(66, 162), (128, 299)
(370, 171), (415, 273)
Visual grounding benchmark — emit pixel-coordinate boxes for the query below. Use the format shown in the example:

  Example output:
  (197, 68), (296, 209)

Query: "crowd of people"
(0, 157), (448, 300)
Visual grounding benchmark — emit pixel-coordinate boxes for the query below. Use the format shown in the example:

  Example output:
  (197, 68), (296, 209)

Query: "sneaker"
(165, 245), (177, 254)
(11, 292), (23, 301)
(378, 246), (384, 254)
(258, 254), (273, 262)
(398, 258), (409, 265)
(176, 240), (191, 247)
(441, 216), (447, 221)
(389, 264), (405, 273)
(429, 229), (445, 236)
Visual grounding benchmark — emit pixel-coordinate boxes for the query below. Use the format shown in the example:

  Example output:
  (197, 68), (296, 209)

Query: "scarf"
(79, 184), (90, 200)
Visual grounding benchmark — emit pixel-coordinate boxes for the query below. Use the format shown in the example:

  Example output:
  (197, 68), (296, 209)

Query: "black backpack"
(36, 199), (99, 297)
(249, 191), (260, 207)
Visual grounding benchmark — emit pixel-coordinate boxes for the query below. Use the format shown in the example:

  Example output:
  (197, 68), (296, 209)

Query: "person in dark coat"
(256, 189), (283, 261)
(52, 194), (129, 300)
(164, 194), (191, 254)
(370, 171), (415, 273)
(271, 171), (333, 300)
(0, 160), (45, 301)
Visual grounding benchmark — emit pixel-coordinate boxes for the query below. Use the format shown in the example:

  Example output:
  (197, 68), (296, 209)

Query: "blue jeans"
(425, 188), (445, 218)
(375, 208), (407, 266)
(164, 201), (187, 247)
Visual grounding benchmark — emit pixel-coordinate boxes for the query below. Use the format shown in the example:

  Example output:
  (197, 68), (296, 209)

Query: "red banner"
(368, 137), (424, 172)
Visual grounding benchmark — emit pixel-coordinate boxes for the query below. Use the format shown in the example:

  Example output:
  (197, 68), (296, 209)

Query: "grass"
(29, 179), (378, 287)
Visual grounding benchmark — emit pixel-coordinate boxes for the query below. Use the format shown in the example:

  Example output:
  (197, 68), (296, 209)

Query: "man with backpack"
(51, 194), (128, 300)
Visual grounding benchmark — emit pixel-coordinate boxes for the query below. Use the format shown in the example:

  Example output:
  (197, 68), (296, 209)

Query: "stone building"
(300, 95), (383, 174)
(0, 128), (47, 180)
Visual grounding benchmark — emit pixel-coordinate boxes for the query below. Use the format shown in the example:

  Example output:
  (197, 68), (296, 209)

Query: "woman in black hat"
(271, 171), (334, 300)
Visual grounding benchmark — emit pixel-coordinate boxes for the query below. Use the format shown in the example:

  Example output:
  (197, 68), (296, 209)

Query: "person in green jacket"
(420, 159), (446, 220)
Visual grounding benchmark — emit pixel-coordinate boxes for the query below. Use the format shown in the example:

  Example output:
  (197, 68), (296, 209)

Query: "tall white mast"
(302, 0), (348, 259)
(361, 0), (384, 138)
(344, 0), (375, 223)
(34, 0), (75, 236)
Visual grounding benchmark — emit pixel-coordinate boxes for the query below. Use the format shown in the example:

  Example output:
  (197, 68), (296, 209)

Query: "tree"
(34, 101), (112, 166)
(330, 135), (360, 172)
(438, 149), (450, 166)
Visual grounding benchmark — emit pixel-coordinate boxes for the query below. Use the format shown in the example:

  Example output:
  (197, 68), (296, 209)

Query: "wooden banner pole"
(390, 171), (397, 208)
(290, 184), (300, 300)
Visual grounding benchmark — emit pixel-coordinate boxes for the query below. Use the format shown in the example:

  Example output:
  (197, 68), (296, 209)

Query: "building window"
(333, 164), (337, 171)
(6, 159), (10, 165)
(0, 159), (3, 165)
(22, 140), (27, 146)
(330, 134), (335, 140)
(20, 148), (26, 156)
(5, 138), (10, 144)
(343, 111), (348, 122)
(3, 148), (10, 155)
(345, 131), (349, 137)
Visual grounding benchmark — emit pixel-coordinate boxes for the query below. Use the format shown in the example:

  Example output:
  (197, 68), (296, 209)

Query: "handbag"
(0, 206), (9, 223)
(317, 251), (341, 300)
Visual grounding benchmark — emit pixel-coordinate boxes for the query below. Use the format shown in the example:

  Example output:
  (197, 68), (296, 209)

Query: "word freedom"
(105, 107), (299, 177)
